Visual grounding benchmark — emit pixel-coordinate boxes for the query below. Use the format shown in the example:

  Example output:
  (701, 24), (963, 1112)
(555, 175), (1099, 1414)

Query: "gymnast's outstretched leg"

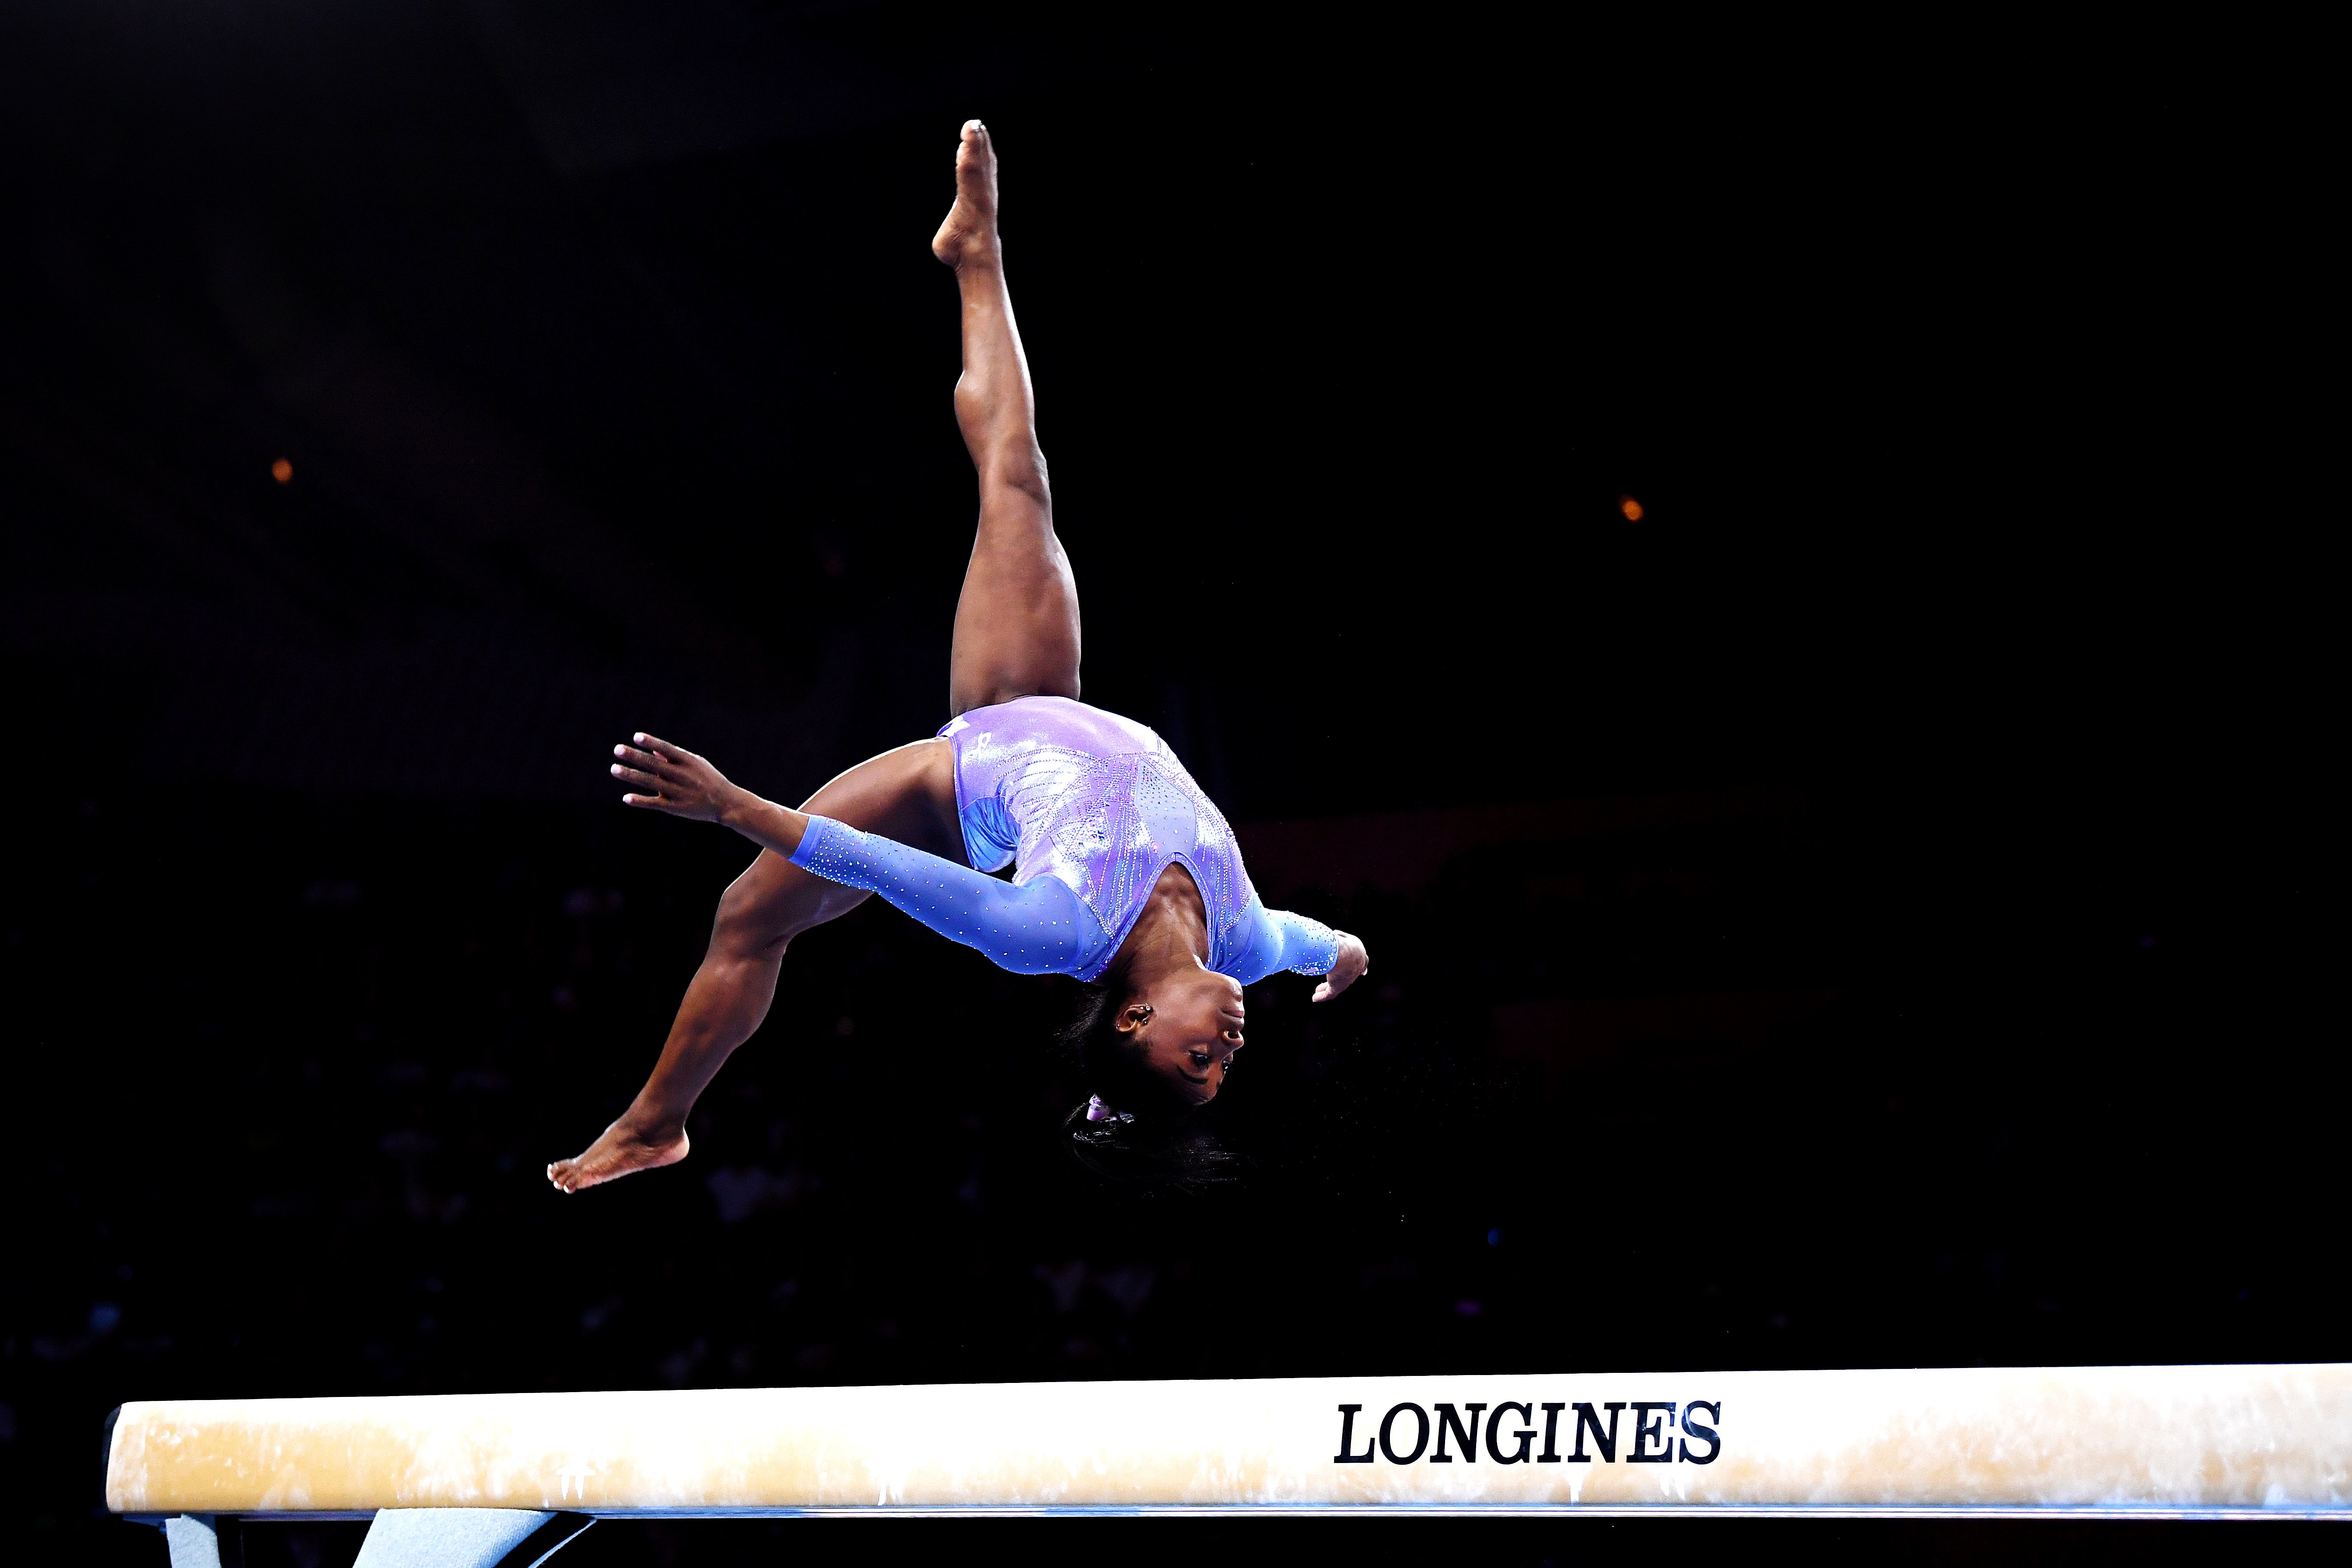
(548, 120), (1077, 1193)
(933, 119), (1082, 714)
(545, 740), (959, 1193)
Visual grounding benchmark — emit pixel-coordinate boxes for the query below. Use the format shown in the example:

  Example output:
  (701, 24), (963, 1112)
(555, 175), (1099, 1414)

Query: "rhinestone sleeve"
(788, 814), (1106, 976)
(1215, 898), (1342, 985)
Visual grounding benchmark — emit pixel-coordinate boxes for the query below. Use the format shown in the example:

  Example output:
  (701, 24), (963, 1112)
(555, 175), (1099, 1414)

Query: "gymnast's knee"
(709, 872), (798, 962)
(977, 448), (1050, 508)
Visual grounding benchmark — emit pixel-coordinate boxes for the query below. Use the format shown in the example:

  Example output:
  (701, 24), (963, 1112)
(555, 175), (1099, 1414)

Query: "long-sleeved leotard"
(787, 696), (1340, 985)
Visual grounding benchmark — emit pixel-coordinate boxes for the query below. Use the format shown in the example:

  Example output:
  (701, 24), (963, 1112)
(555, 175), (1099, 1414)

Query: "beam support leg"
(353, 1508), (588, 1568)
(163, 1514), (234, 1568)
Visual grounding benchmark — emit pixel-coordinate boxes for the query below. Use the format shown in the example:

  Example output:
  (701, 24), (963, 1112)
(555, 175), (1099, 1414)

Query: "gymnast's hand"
(1313, 933), (1370, 1003)
(611, 733), (746, 822)
(611, 733), (812, 857)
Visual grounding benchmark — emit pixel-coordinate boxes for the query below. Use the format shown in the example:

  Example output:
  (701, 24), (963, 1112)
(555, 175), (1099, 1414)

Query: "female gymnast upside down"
(548, 122), (1368, 1194)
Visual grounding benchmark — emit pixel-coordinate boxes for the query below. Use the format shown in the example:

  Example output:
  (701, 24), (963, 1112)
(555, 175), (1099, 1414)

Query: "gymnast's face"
(1121, 968), (1246, 1106)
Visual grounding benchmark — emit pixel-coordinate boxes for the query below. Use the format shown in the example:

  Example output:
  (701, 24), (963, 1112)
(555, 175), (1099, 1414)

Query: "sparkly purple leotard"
(788, 696), (1340, 984)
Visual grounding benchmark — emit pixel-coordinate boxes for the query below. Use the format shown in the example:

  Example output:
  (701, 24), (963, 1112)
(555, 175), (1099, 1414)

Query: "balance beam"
(108, 1365), (2352, 1564)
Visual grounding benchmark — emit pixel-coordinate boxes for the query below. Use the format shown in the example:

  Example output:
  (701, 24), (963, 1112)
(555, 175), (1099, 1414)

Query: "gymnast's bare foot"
(931, 119), (1000, 269)
(547, 1113), (689, 1194)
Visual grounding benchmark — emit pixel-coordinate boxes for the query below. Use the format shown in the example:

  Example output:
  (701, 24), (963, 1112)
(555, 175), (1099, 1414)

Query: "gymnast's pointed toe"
(931, 119), (1001, 268)
(546, 1118), (690, 1194)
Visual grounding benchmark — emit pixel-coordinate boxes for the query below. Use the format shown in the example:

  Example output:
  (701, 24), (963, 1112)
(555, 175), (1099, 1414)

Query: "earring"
(1136, 1004), (1154, 1019)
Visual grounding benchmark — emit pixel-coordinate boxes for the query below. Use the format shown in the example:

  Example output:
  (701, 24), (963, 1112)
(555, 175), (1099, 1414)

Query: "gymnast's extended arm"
(610, 733), (1096, 976)
(1223, 899), (1371, 1001)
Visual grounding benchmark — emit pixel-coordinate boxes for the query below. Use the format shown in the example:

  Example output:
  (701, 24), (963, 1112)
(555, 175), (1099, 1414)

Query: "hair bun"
(1060, 1096), (1242, 1191)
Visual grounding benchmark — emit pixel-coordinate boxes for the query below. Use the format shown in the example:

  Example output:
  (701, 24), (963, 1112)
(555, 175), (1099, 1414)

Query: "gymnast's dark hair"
(1053, 975), (1244, 1194)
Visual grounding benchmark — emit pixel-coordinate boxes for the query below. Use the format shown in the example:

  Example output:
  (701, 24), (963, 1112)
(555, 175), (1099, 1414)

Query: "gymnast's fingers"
(634, 732), (693, 766)
(611, 763), (665, 791)
(1311, 955), (1365, 1004)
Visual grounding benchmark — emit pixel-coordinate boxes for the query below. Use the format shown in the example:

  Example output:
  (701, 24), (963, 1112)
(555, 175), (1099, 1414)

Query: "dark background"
(0, 4), (2333, 1564)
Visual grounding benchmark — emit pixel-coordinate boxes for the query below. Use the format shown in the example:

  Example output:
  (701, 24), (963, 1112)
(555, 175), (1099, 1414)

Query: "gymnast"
(548, 122), (1367, 1194)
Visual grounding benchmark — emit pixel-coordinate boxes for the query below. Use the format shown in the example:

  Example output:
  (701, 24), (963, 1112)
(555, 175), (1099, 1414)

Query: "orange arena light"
(1618, 494), (1644, 522)
(271, 458), (293, 484)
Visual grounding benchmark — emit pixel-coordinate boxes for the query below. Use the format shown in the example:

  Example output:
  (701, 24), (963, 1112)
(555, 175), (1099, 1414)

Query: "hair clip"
(1085, 1095), (1114, 1122)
